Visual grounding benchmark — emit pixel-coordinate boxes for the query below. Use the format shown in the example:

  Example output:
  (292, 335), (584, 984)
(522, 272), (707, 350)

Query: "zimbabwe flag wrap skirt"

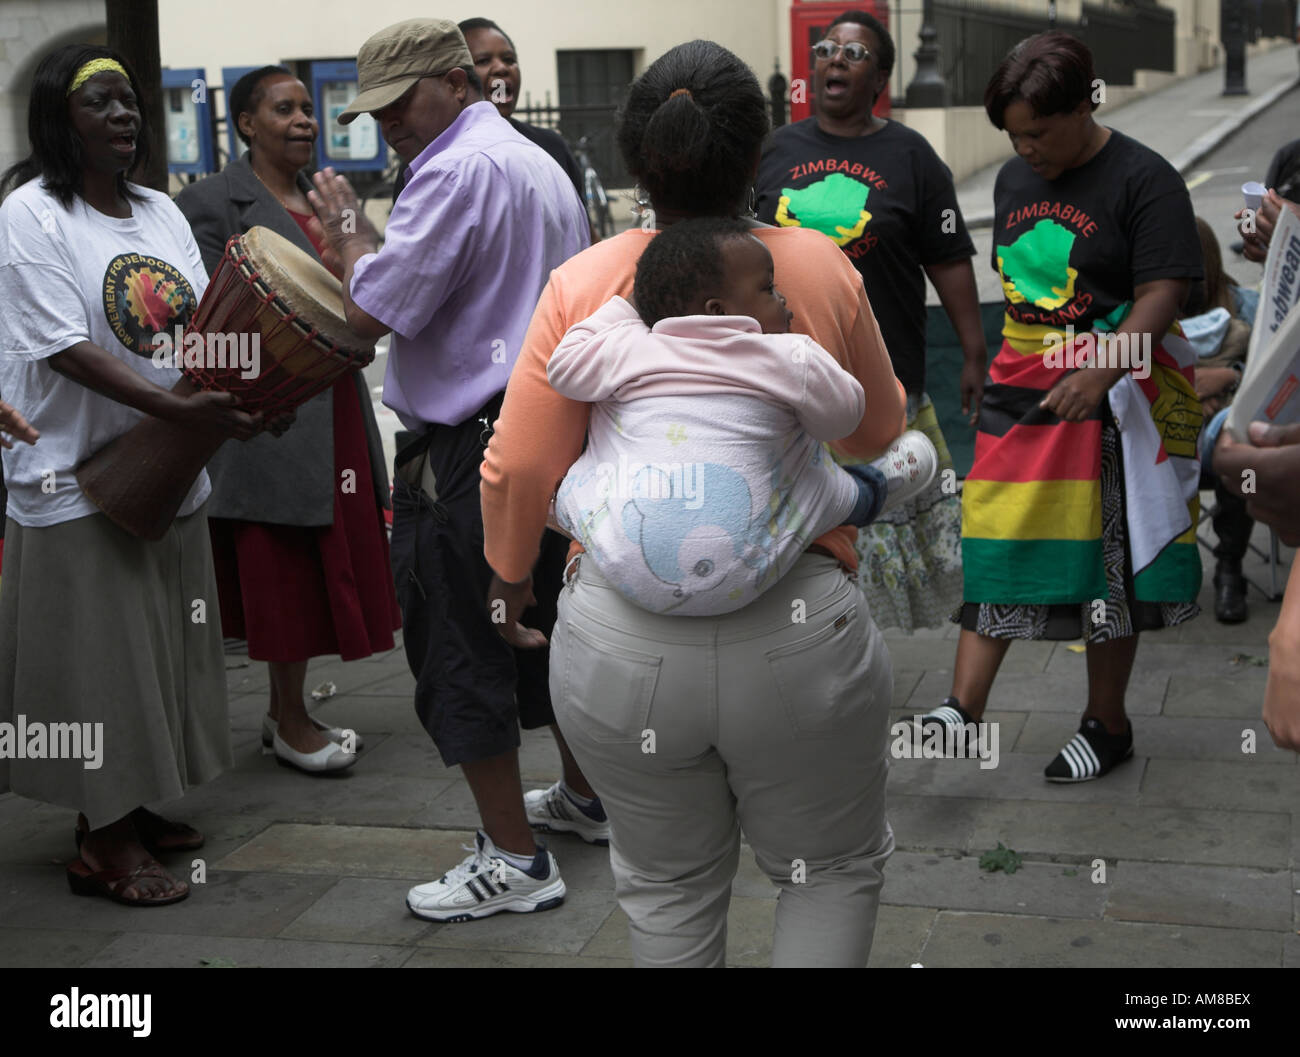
(955, 314), (1203, 641)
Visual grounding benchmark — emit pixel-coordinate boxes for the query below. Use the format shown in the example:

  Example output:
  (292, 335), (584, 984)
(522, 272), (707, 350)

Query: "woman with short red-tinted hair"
(908, 32), (1205, 782)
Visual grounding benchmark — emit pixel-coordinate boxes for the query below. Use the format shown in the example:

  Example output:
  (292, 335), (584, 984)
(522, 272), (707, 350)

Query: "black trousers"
(390, 396), (568, 767)
(1211, 477), (1253, 564)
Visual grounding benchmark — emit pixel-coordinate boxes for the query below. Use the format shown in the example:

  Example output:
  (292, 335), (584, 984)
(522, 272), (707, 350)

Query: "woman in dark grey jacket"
(175, 66), (398, 774)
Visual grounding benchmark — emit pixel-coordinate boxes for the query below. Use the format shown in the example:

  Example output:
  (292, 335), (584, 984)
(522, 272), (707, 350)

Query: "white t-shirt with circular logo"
(0, 178), (212, 527)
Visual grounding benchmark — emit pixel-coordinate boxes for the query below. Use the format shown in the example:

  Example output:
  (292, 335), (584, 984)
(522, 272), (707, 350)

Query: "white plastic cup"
(1243, 181), (1267, 209)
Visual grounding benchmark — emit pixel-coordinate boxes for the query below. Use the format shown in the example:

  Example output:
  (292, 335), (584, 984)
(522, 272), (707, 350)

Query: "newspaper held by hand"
(1226, 204), (1300, 440)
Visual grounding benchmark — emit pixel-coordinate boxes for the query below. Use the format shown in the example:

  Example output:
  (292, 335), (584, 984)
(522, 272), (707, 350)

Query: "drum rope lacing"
(182, 233), (365, 415)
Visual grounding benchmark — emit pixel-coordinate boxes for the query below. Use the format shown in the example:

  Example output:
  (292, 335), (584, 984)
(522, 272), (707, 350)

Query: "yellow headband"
(67, 59), (128, 97)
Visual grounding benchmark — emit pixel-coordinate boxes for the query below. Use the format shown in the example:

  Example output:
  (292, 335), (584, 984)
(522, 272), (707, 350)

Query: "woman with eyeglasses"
(756, 9), (986, 634)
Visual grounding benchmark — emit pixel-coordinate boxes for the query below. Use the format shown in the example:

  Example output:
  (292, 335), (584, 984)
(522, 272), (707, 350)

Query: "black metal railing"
(931, 0), (1176, 107)
(1255, 0), (1298, 39)
(933, 2), (1046, 107)
(1080, 2), (1176, 86)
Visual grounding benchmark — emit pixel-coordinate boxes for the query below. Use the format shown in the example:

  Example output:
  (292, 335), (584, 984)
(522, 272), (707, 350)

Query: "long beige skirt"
(0, 505), (231, 828)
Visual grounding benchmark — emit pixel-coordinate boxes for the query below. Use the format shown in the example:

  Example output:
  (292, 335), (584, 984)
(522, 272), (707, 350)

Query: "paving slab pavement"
(0, 521), (1292, 968)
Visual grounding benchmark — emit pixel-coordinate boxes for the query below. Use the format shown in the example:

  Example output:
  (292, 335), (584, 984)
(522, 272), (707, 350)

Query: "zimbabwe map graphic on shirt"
(996, 218), (1079, 311)
(774, 172), (873, 247)
(101, 252), (197, 357)
(964, 165), (1205, 608)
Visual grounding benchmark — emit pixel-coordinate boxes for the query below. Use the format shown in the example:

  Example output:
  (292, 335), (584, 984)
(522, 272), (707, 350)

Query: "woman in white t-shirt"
(0, 45), (269, 906)
(0, 402), (37, 448)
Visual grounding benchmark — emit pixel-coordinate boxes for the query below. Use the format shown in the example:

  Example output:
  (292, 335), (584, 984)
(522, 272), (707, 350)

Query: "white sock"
(560, 781), (596, 808)
(494, 845), (539, 870)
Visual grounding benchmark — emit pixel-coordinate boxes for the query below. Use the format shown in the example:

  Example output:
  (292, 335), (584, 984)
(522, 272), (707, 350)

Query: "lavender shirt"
(350, 101), (589, 429)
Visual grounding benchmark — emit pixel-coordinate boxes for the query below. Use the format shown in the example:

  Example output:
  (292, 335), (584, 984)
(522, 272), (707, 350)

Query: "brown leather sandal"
(128, 807), (205, 853)
(66, 857), (190, 906)
(74, 809), (204, 855)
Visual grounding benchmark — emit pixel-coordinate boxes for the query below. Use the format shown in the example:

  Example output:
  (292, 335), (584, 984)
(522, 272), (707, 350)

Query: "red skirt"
(209, 376), (401, 663)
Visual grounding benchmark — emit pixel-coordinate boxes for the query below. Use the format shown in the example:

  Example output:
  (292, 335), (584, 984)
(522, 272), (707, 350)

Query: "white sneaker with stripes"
(406, 831), (566, 922)
(1044, 717), (1133, 782)
(524, 781), (611, 845)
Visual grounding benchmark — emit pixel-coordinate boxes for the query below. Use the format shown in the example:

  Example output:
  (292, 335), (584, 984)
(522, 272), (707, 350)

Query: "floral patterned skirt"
(850, 393), (964, 632)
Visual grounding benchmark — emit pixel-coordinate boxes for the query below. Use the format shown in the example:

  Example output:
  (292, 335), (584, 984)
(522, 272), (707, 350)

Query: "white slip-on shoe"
(271, 730), (358, 774)
(523, 781), (611, 845)
(262, 713), (363, 753)
(406, 831), (566, 923)
(871, 430), (940, 514)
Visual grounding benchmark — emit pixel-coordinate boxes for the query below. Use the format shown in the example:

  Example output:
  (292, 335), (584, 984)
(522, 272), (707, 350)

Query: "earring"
(635, 185), (656, 231)
(746, 185), (758, 218)
(633, 184), (651, 216)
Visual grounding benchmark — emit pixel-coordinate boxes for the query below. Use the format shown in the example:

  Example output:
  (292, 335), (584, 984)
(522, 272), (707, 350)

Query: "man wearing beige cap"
(308, 18), (593, 923)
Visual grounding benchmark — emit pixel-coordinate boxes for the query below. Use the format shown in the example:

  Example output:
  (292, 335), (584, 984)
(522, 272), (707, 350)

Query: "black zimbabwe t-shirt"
(756, 117), (975, 394)
(992, 129), (1203, 335)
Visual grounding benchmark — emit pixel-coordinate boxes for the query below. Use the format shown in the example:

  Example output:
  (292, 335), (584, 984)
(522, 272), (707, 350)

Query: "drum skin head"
(240, 226), (370, 356)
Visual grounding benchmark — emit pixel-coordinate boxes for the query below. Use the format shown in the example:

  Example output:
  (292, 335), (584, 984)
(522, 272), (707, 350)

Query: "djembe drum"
(75, 226), (375, 541)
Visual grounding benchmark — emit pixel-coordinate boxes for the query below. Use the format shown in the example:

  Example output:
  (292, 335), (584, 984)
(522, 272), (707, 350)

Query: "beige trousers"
(550, 552), (894, 967)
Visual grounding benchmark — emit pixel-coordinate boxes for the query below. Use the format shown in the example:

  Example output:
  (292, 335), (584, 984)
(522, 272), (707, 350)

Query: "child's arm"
(546, 295), (646, 401)
(785, 335), (867, 441)
(840, 463), (889, 526)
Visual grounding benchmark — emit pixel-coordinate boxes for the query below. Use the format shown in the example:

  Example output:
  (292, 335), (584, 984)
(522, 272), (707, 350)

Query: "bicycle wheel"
(589, 172), (613, 239)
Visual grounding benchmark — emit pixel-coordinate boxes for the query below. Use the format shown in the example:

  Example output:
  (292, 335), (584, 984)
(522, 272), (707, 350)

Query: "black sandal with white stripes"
(903, 697), (978, 755)
(1044, 717), (1133, 782)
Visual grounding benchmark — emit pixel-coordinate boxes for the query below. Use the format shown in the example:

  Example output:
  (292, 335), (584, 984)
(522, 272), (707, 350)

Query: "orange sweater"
(481, 226), (907, 583)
